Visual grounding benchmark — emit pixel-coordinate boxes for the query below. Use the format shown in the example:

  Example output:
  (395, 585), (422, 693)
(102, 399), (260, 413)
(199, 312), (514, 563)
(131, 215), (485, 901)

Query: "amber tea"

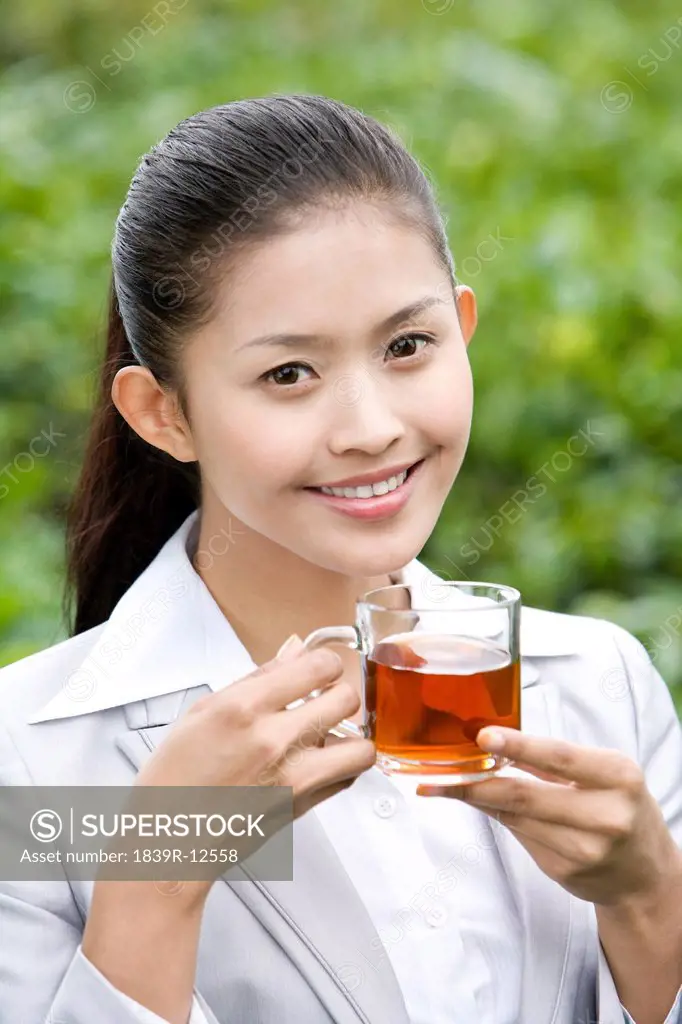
(364, 632), (520, 777)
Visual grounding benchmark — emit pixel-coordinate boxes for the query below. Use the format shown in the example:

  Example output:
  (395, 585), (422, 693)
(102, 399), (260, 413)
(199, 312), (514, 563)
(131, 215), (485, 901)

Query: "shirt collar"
(27, 510), (580, 724)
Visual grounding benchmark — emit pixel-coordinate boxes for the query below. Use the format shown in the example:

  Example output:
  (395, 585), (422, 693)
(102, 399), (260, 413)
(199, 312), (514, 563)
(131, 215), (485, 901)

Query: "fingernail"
(276, 633), (304, 660)
(479, 728), (505, 752)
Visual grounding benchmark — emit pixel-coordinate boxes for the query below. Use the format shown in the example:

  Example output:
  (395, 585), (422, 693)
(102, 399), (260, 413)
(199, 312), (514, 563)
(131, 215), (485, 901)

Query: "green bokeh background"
(2, 0), (681, 710)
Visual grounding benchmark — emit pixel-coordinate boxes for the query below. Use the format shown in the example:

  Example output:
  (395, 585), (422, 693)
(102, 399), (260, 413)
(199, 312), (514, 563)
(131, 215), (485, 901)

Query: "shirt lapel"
(26, 511), (255, 724)
(115, 703), (411, 1024)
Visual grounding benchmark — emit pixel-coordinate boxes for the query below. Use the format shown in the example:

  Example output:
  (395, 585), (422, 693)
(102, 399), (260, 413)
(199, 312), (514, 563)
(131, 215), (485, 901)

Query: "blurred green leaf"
(1, 0), (680, 713)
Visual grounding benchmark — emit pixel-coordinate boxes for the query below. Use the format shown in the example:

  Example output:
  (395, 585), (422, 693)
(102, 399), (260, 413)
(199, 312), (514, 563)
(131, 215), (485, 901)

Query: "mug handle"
(295, 626), (367, 740)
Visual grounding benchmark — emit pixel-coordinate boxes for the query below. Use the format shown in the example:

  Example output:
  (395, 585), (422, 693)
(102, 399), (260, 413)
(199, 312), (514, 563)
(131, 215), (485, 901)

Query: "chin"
(329, 531), (430, 581)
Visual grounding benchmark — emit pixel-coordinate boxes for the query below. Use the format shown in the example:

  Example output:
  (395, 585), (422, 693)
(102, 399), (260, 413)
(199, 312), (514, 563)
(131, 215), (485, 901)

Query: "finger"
(323, 733), (347, 748)
(492, 813), (596, 863)
(241, 634), (304, 679)
(424, 776), (614, 829)
(413, 791), (586, 874)
(413, 774), (622, 831)
(476, 727), (629, 788)
(417, 765), (569, 792)
(417, 783), (467, 797)
(511, 761), (572, 785)
(277, 680), (361, 749)
(289, 737), (376, 795)
(230, 647), (345, 711)
(413, 788), (588, 860)
(235, 632), (317, 686)
(467, 805), (592, 868)
(251, 680), (360, 789)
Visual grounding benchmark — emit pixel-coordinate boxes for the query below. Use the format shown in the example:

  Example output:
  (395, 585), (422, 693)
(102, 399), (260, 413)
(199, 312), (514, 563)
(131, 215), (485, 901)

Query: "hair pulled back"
(64, 93), (455, 635)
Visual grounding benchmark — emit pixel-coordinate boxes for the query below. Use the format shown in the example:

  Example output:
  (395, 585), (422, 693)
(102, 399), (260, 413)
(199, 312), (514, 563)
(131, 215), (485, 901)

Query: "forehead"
(208, 205), (449, 337)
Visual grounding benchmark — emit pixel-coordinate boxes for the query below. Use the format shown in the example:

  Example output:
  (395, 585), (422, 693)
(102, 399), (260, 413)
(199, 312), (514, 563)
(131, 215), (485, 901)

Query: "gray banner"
(0, 786), (293, 882)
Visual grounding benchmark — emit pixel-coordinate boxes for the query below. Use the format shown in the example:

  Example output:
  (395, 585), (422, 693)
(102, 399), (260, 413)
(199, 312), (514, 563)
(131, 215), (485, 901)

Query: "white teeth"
(319, 468), (409, 498)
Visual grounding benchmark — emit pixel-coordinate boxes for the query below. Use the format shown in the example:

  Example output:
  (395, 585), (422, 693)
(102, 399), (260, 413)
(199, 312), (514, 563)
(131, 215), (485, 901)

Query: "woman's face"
(181, 203), (477, 578)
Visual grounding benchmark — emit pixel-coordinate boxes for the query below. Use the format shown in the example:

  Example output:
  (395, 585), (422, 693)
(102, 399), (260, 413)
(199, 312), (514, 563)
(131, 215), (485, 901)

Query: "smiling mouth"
(307, 459), (425, 499)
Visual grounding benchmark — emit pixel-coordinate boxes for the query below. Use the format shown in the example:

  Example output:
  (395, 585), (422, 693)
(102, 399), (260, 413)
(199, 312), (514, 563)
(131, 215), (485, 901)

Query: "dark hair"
(64, 93), (456, 636)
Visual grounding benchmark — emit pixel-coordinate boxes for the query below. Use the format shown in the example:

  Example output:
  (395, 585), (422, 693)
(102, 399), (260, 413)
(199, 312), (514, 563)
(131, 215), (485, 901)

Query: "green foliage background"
(2, 0), (681, 709)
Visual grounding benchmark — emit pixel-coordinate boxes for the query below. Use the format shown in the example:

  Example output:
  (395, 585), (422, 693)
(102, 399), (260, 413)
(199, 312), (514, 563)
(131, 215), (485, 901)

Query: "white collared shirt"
(313, 768), (521, 1023)
(24, 509), (682, 1024)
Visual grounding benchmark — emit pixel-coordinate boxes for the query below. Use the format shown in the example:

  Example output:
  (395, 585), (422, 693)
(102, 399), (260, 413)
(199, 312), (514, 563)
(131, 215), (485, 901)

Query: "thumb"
(248, 633), (305, 678)
(275, 633), (305, 660)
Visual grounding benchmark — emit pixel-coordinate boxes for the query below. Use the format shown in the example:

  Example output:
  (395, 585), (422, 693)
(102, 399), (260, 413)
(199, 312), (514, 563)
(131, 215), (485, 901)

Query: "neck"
(190, 504), (399, 665)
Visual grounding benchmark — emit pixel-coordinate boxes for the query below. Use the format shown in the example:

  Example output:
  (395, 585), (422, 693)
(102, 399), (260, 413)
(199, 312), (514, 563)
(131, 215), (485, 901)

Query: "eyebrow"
(236, 293), (451, 353)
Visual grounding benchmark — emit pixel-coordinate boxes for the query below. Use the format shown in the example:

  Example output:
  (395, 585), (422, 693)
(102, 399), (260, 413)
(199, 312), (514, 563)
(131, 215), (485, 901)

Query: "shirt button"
(372, 795), (397, 818)
(425, 906), (448, 928)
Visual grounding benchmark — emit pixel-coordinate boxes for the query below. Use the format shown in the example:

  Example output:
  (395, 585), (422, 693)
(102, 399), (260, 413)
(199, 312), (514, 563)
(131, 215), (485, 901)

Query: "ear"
(454, 285), (477, 346)
(111, 365), (197, 463)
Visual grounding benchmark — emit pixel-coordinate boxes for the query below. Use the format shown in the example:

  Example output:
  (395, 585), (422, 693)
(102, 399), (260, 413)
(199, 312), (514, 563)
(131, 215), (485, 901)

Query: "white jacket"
(0, 508), (680, 1024)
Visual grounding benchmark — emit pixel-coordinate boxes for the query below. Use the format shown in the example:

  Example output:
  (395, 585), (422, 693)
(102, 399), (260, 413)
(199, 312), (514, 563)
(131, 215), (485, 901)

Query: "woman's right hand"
(82, 641), (374, 1000)
(135, 635), (376, 818)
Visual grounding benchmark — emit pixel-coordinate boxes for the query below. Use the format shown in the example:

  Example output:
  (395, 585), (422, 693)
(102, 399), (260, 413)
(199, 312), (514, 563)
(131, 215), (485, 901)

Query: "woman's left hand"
(416, 727), (682, 907)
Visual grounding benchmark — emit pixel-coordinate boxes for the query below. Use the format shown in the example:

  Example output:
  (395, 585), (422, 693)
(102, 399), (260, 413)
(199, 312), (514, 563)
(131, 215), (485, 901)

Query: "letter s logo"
(30, 809), (63, 842)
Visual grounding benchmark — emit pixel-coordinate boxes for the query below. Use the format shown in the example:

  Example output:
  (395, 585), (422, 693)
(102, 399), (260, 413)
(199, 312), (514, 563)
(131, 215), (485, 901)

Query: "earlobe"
(454, 285), (478, 346)
(111, 366), (197, 463)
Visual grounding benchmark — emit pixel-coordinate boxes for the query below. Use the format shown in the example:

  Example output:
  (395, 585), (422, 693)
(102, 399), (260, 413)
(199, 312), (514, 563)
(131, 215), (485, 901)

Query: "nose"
(326, 368), (406, 456)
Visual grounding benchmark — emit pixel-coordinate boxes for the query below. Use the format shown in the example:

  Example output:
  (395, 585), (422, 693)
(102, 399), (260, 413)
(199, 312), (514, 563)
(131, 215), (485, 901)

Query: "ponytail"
(62, 277), (199, 636)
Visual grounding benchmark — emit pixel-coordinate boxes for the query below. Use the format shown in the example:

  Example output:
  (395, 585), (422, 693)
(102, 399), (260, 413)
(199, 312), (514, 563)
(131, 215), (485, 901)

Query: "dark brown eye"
(387, 333), (434, 359)
(271, 367), (299, 385)
(262, 362), (314, 387)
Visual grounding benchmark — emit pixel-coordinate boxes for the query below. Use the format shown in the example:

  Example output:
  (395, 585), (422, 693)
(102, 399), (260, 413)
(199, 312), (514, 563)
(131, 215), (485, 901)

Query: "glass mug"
(299, 581), (521, 785)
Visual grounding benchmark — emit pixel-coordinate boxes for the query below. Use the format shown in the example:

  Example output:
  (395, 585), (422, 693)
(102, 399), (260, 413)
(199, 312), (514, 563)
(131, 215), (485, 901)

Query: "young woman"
(1, 94), (680, 1024)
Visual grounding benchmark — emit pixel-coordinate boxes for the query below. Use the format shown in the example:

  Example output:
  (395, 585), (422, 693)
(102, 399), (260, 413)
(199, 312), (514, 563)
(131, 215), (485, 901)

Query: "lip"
(304, 458), (427, 522)
(309, 458), (421, 490)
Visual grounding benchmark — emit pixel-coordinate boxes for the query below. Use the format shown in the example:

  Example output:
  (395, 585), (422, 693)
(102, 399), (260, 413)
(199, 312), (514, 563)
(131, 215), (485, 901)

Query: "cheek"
(420, 352), (474, 447)
(190, 393), (311, 499)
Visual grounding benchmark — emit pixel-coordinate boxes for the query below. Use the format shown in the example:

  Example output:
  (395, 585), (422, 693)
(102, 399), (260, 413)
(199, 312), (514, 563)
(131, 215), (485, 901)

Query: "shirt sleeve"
(621, 985), (682, 1023)
(78, 947), (216, 1024)
(610, 622), (682, 845)
(601, 625), (682, 1024)
(0, 723), (221, 1024)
